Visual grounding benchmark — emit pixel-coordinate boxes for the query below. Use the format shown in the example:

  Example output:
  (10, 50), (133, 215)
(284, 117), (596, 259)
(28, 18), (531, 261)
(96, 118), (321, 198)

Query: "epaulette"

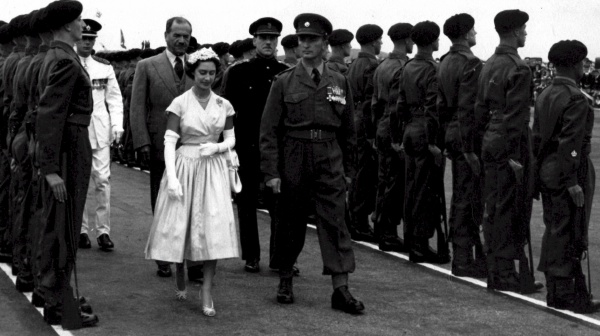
(92, 55), (110, 65)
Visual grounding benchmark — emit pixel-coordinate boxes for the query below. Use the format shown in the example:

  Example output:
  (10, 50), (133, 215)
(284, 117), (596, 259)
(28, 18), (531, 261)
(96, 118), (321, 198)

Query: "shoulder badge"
(92, 55), (111, 65)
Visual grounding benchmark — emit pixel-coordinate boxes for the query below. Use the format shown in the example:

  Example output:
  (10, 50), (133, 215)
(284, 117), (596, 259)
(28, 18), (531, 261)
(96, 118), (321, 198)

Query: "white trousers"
(82, 145), (111, 236)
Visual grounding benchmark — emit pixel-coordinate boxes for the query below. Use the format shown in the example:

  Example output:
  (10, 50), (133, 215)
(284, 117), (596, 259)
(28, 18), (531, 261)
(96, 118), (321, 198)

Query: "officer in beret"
(222, 17), (289, 274)
(260, 12), (364, 314)
(281, 34), (300, 67)
(75, 18), (123, 252)
(475, 9), (542, 293)
(437, 14), (486, 278)
(534, 40), (600, 313)
(346, 24), (384, 243)
(326, 29), (353, 74)
(35, 0), (98, 327)
(371, 22), (413, 253)
(393, 20), (449, 264)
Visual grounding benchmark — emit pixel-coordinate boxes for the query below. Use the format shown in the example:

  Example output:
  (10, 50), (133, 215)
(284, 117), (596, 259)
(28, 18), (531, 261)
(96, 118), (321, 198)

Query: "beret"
(31, 7), (49, 33)
(388, 23), (413, 41)
(9, 14), (33, 37)
(281, 34), (298, 49)
(82, 18), (102, 37)
(249, 17), (282, 36)
(443, 13), (474, 39)
(238, 38), (255, 53)
(411, 21), (440, 46)
(45, 0), (83, 31)
(329, 29), (354, 46)
(228, 40), (242, 58)
(0, 24), (11, 44)
(212, 42), (230, 57)
(294, 13), (332, 37)
(548, 40), (587, 67)
(356, 24), (383, 45)
(140, 48), (155, 59)
(494, 9), (529, 34)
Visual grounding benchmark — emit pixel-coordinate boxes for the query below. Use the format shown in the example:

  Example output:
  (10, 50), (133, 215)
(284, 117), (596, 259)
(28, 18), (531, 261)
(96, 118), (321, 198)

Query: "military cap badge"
(305, 22), (310, 27)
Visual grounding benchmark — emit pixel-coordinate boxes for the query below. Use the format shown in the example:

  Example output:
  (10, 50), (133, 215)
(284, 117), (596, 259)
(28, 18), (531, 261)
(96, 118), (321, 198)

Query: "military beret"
(294, 13), (332, 37)
(228, 40), (242, 58)
(31, 7), (50, 34)
(548, 40), (587, 67)
(411, 21), (440, 46)
(238, 38), (255, 53)
(443, 13), (474, 39)
(140, 48), (155, 59)
(329, 29), (354, 46)
(281, 34), (298, 49)
(249, 17), (282, 36)
(388, 23), (413, 41)
(494, 9), (528, 34)
(356, 24), (383, 45)
(9, 14), (33, 38)
(212, 42), (230, 57)
(45, 0), (83, 31)
(0, 24), (11, 44)
(82, 18), (101, 38)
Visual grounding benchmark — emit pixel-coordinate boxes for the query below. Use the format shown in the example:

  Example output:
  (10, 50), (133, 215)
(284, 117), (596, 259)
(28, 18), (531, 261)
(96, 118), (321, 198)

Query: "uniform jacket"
(371, 52), (408, 128)
(260, 61), (357, 182)
(221, 55), (288, 153)
(130, 51), (193, 161)
(533, 76), (593, 189)
(9, 45), (37, 136)
(80, 55), (124, 150)
(326, 55), (349, 75)
(347, 52), (379, 139)
(283, 56), (298, 68)
(36, 40), (93, 176)
(25, 44), (50, 127)
(393, 51), (439, 150)
(2, 46), (26, 119)
(475, 45), (532, 162)
(437, 44), (482, 154)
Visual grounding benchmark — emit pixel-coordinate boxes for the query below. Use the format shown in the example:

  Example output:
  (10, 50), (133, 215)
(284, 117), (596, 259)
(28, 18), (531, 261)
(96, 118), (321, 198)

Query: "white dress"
(145, 90), (240, 262)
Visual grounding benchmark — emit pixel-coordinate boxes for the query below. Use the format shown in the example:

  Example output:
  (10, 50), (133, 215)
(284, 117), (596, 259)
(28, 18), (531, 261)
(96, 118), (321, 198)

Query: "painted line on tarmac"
(0, 263), (73, 336)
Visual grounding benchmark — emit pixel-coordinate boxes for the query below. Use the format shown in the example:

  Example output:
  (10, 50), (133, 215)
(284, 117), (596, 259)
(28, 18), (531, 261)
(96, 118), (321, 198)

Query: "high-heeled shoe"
(199, 292), (216, 317)
(175, 288), (187, 301)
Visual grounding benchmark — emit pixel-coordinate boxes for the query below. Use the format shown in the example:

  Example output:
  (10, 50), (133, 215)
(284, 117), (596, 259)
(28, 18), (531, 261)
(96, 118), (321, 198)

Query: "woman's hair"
(185, 48), (222, 79)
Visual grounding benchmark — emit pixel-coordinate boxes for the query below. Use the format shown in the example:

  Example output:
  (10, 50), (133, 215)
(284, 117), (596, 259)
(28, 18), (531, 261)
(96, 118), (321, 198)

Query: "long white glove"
(164, 130), (183, 201)
(198, 128), (236, 157)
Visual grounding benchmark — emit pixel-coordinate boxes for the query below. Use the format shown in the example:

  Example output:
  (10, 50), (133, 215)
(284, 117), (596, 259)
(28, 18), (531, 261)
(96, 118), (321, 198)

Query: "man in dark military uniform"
(394, 21), (449, 264)
(475, 10), (542, 293)
(260, 13), (364, 314)
(281, 34), (300, 67)
(371, 22), (412, 252)
(437, 14), (486, 278)
(346, 24), (383, 243)
(218, 38), (255, 102)
(326, 29), (353, 74)
(222, 17), (289, 273)
(534, 40), (600, 313)
(35, 0), (98, 327)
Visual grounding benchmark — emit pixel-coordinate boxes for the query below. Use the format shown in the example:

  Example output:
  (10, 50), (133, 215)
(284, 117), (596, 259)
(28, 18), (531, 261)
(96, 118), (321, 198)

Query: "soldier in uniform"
(281, 34), (300, 67)
(534, 40), (600, 313)
(371, 22), (412, 252)
(475, 10), (542, 293)
(75, 19), (123, 251)
(394, 21), (449, 264)
(35, 0), (98, 327)
(260, 13), (364, 314)
(222, 17), (288, 273)
(346, 24), (383, 243)
(437, 14), (486, 277)
(326, 29), (353, 74)
(218, 38), (254, 94)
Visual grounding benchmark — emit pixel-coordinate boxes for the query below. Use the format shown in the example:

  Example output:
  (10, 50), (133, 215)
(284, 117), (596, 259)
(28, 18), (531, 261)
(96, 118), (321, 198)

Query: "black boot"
(573, 274), (600, 314)
(277, 277), (294, 304)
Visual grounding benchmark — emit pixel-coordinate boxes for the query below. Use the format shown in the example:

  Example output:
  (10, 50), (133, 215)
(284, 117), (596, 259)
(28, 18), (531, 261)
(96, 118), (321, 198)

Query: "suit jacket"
(130, 51), (193, 161)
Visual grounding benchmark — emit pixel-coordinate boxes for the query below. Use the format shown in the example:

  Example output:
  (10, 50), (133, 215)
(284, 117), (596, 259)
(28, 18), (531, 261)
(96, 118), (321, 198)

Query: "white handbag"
(227, 147), (242, 193)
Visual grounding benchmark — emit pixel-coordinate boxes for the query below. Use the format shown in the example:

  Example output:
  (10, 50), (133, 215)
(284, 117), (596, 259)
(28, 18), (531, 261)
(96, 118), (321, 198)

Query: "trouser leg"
(236, 163), (260, 261)
(93, 146), (111, 237)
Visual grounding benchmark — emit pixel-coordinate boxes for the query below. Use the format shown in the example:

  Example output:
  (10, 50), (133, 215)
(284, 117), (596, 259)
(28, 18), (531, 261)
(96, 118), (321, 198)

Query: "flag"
(120, 29), (126, 49)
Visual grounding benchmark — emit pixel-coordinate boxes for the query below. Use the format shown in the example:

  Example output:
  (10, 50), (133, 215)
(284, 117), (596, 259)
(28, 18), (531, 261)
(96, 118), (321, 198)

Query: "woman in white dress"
(145, 48), (240, 316)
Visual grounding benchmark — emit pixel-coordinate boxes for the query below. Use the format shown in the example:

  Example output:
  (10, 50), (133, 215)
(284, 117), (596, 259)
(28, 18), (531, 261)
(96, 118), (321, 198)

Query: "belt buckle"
(310, 129), (321, 140)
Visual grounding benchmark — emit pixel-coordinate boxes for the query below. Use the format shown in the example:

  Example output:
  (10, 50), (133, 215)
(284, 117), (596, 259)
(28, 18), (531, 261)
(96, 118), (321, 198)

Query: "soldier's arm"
(456, 58), (482, 153)
(558, 94), (589, 188)
(259, 76), (284, 183)
(339, 77), (357, 179)
(36, 59), (78, 176)
(503, 64), (532, 161)
(130, 61), (151, 150)
(363, 64), (377, 140)
(390, 68), (406, 146)
(9, 68), (29, 137)
(424, 66), (439, 145)
(106, 67), (124, 132)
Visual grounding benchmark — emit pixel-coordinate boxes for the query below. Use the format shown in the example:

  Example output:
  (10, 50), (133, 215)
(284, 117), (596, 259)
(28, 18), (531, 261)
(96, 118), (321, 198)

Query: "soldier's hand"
(45, 173), (67, 203)
(568, 184), (584, 207)
(266, 178), (281, 194)
(139, 145), (151, 165)
(428, 145), (443, 166)
(463, 152), (481, 176)
(508, 159), (523, 184)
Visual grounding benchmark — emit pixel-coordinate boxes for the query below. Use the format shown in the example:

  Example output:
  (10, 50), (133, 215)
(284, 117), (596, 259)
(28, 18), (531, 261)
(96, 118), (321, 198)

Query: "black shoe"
(277, 278), (294, 304)
(79, 234), (91, 249)
(79, 297), (93, 314)
(488, 273), (521, 292)
(452, 263), (488, 278)
(378, 238), (408, 253)
(331, 286), (365, 314)
(351, 228), (376, 243)
(156, 265), (172, 277)
(15, 276), (34, 292)
(12, 263), (18, 276)
(245, 259), (260, 273)
(97, 234), (114, 251)
(409, 243), (451, 264)
(43, 306), (99, 328)
(32, 291), (45, 307)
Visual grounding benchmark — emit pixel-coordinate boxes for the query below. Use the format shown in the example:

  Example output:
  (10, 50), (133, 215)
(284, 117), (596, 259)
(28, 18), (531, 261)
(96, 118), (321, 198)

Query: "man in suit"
(130, 17), (198, 278)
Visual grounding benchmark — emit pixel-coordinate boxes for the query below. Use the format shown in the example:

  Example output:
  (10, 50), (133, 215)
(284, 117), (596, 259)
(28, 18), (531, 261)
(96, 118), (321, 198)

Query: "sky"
(5, 0), (600, 61)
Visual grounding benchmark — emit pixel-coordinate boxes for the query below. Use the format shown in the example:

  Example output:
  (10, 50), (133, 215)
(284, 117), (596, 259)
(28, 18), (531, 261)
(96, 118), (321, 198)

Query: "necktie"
(174, 57), (184, 80)
(311, 68), (321, 85)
